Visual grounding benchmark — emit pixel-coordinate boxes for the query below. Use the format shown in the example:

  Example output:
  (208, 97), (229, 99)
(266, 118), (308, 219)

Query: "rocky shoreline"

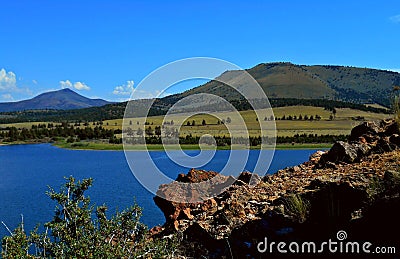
(151, 119), (400, 258)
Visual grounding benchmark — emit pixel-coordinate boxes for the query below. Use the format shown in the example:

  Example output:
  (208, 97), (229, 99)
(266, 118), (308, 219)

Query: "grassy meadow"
(103, 106), (389, 137)
(1, 106), (390, 139)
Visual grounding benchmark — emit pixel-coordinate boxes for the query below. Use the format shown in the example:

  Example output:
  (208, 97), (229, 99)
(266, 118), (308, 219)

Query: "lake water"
(0, 144), (321, 240)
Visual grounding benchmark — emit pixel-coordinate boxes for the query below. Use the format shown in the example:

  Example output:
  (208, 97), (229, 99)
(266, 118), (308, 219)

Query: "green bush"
(1, 177), (178, 258)
(283, 194), (310, 223)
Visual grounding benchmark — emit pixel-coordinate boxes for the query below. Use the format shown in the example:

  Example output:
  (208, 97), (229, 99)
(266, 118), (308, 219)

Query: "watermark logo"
(257, 230), (396, 255)
(122, 57), (276, 203)
(336, 230), (347, 241)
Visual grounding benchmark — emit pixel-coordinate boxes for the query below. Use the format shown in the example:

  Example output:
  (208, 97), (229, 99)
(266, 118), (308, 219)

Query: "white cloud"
(59, 80), (73, 89)
(390, 14), (400, 23)
(113, 80), (135, 95)
(59, 80), (90, 91)
(32, 79), (38, 85)
(73, 81), (90, 90)
(0, 68), (17, 91)
(1, 93), (14, 101)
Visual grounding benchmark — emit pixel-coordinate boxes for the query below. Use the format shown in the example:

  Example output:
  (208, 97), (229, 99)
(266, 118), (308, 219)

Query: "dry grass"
(1, 106), (390, 137)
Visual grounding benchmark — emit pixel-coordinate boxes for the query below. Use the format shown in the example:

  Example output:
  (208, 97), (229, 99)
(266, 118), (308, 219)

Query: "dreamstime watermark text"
(257, 230), (396, 255)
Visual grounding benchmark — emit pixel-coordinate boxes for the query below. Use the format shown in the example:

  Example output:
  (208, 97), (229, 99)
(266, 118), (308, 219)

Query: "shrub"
(283, 194), (310, 223)
(1, 177), (178, 258)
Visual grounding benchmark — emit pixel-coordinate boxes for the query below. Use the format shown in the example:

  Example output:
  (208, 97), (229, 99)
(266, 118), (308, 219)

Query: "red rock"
(176, 168), (219, 183)
(181, 207), (194, 220)
(149, 226), (164, 236)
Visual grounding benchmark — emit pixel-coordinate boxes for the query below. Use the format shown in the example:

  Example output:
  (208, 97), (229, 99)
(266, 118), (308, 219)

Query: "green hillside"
(172, 62), (400, 107)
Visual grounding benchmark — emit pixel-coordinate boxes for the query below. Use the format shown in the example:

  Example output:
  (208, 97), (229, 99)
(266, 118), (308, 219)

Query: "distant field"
(366, 103), (389, 110)
(114, 106), (389, 137)
(1, 106), (391, 137)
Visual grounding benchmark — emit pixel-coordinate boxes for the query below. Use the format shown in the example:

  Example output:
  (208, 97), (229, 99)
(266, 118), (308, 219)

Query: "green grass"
(54, 141), (203, 151)
(53, 141), (331, 151)
(283, 194), (310, 223)
(54, 141), (123, 150)
(274, 143), (332, 149)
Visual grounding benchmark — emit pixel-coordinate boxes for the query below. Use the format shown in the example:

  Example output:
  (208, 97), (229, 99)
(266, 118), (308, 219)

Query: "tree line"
(0, 97), (389, 124)
(0, 124), (118, 143)
(0, 123), (348, 145)
(123, 134), (348, 146)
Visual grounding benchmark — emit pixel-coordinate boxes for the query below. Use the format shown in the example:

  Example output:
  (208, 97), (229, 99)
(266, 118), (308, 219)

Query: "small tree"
(145, 126), (154, 136)
(136, 127), (143, 136)
(126, 127), (134, 137)
(155, 126), (161, 137)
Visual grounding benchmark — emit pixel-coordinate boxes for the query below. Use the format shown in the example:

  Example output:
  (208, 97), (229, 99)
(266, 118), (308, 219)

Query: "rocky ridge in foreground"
(152, 119), (400, 258)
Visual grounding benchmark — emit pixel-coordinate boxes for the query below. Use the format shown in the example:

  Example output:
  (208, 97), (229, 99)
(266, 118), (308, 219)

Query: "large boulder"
(349, 121), (381, 142)
(176, 168), (219, 183)
(154, 168), (232, 232)
(236, 171), (261, 185)
(320, 141), (371, 164)
(381, 119), (400, 136)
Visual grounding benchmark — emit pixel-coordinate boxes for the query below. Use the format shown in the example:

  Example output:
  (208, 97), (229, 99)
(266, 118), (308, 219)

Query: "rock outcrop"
(152, 119), (400, 258)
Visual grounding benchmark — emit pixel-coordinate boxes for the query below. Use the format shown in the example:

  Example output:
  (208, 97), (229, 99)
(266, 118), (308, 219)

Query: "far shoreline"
(0, 141), (332, 151)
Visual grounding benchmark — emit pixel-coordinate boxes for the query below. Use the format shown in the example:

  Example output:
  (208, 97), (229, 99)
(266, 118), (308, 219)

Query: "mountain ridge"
(0, 88), (112, 112)
(170, 62), (400, 107)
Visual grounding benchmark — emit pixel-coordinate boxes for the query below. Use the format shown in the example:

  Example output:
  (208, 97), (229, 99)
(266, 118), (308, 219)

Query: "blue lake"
(0, 144), (322, 239)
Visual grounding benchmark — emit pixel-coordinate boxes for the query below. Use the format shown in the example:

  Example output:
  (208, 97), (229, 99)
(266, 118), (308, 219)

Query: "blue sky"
(0, 0), (400, 102)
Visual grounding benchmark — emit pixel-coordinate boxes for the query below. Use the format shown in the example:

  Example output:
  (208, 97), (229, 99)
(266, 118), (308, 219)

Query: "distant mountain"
(170, 62), (400, 107)
(0, 88), (112, 112)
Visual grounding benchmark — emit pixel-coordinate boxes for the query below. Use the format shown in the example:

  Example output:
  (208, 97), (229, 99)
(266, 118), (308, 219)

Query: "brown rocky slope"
(152, 119), (400, 258)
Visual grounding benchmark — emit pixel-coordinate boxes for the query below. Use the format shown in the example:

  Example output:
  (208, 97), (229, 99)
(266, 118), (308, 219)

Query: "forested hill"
(173, 62), (400, 107)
